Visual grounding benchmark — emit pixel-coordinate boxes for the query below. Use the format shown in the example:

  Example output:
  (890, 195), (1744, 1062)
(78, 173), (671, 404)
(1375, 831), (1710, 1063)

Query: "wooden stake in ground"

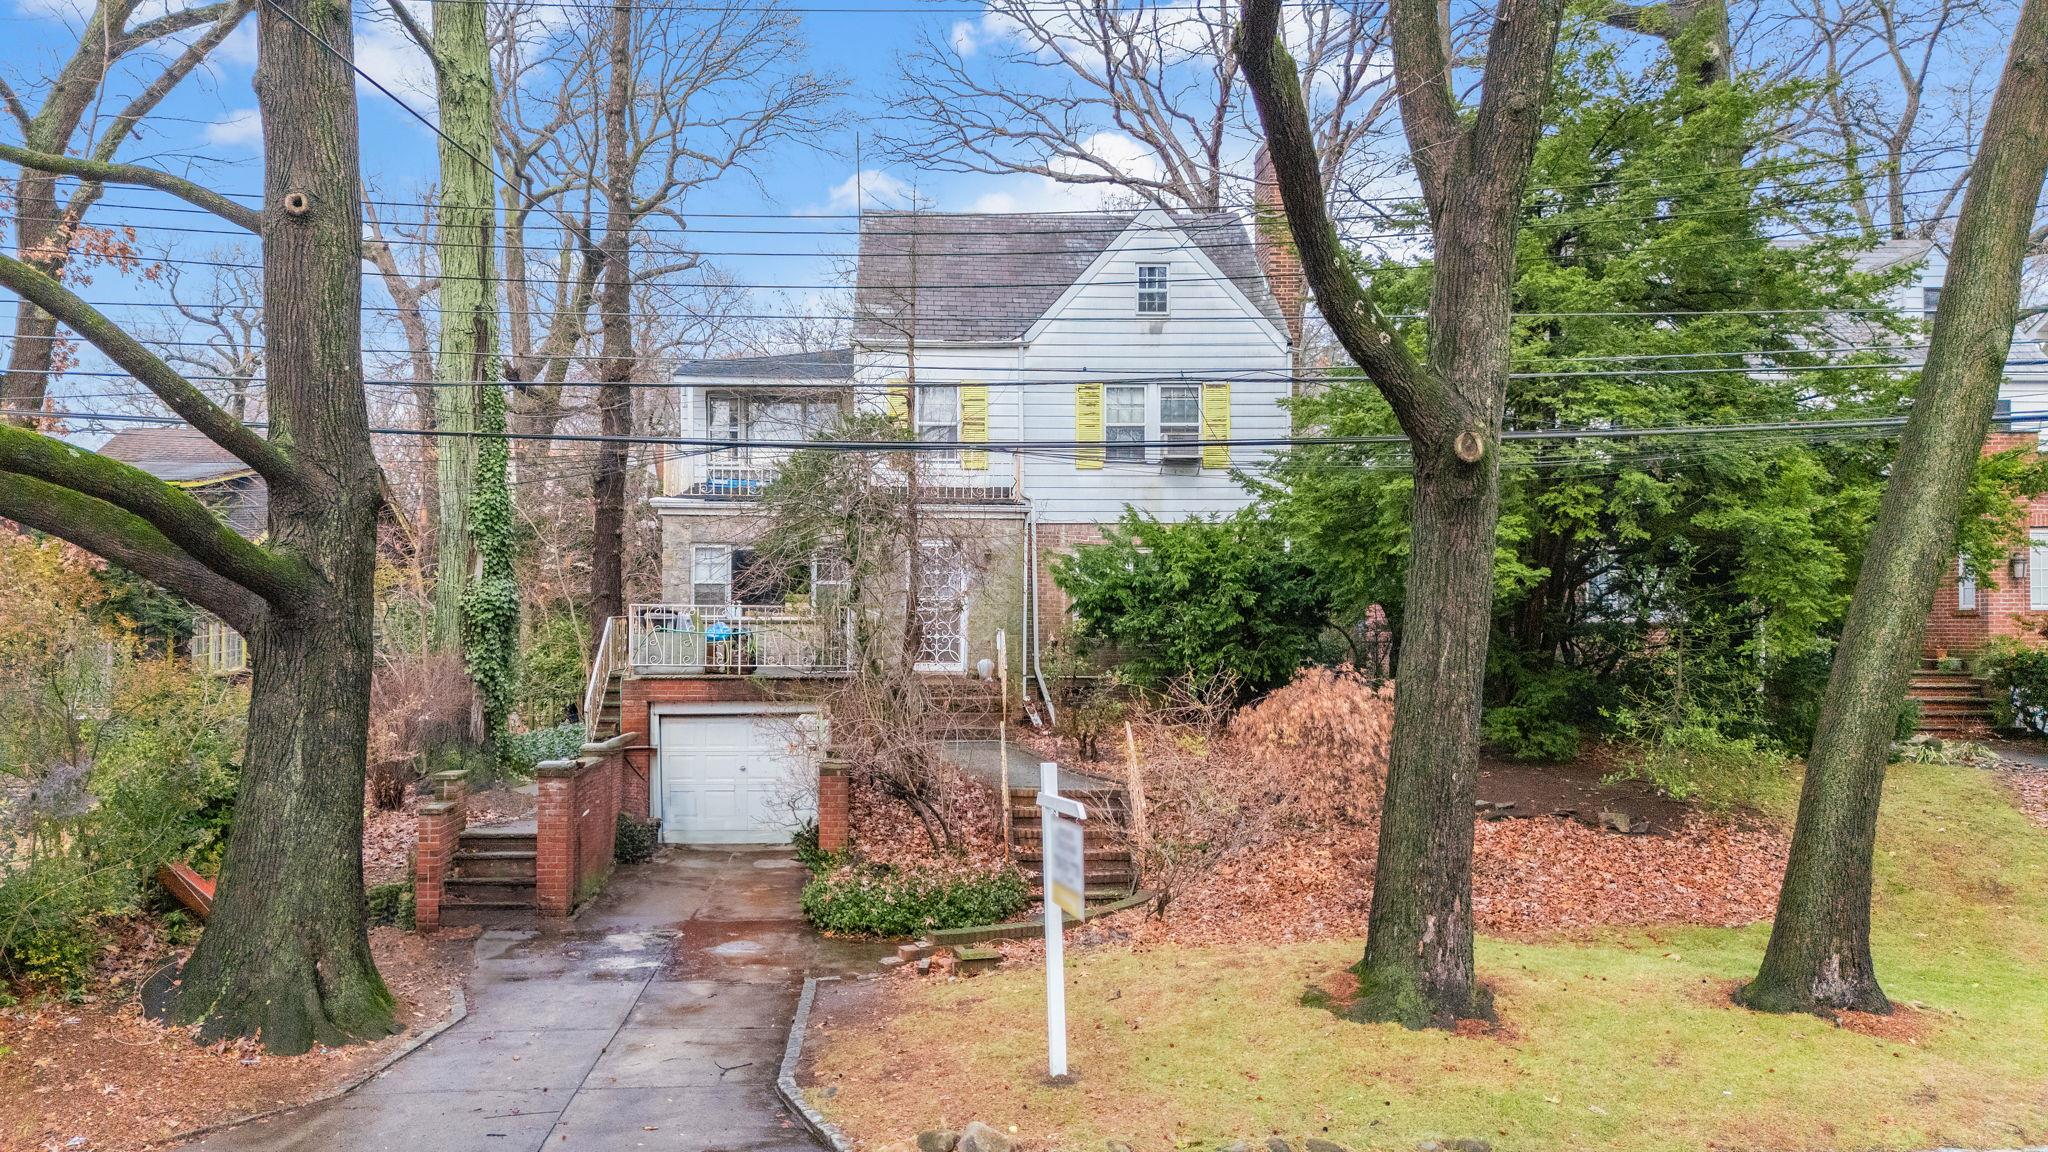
(1740, 0), (2048, 1015)
(1236, 0), (1564, 1026)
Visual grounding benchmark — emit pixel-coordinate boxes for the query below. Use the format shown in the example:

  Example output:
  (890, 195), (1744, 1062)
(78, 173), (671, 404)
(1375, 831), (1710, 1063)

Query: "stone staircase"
(1908, 660), (1996, 738)
(443, 822), (537, 921)
(924, 678), (1004, 741)
(1007, 784), (1139, 902)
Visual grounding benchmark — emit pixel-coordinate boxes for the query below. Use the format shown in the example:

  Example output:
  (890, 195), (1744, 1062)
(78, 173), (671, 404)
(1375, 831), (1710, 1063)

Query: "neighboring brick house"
(1881, 240), (2048, 662)
(98, 426), (267, 675)
(604, 208), (1299, 848)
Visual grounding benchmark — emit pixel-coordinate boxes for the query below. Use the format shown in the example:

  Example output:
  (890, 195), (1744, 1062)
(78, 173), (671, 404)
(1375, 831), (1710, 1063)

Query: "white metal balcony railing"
(626, 603), (853, 676)
(676, 454), (1016, 503)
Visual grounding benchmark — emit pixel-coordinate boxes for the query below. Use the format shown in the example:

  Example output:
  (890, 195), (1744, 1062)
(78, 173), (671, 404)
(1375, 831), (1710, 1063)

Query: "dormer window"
(1137, 264), (1169, 314)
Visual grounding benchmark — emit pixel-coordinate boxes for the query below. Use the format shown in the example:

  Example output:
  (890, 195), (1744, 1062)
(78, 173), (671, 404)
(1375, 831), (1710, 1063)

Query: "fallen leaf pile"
(996, 669), (1791, 946)
(0, 927), (466, 1152)
(846, 759), (1009, 873)
(1997, 762), (2048, 830)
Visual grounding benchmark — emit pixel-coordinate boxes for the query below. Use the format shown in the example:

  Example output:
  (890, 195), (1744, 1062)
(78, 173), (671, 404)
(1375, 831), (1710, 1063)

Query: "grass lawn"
(805, 764), (2048, 1152)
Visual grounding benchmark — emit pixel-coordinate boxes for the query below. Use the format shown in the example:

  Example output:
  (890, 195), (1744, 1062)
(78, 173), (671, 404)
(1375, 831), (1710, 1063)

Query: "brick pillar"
(817, 757), (850, 852)
(535, 760), (577, 917)
(413, 799), (461, 932)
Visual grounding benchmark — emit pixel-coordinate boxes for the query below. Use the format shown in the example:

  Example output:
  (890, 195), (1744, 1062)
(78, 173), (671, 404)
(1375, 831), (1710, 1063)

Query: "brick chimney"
(1252, 146), (1307, 360)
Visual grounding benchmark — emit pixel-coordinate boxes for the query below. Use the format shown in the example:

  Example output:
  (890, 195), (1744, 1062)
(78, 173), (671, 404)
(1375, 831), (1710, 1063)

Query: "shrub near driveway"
(801, 863), (1030, 938)
(801, 764), (2048, 1152)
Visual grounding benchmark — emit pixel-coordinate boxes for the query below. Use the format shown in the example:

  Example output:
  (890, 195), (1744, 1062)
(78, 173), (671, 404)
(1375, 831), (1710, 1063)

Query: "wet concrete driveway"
(185, 848), (880, 1152)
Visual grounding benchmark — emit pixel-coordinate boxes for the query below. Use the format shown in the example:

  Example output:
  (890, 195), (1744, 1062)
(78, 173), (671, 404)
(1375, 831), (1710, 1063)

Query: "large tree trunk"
(164, 0), (395, 1052)
(1739, 0), (2048, 1016)
(1355, 443), (1502, 1023)
(1238, 0), (1561, 1027)
(587, 0), (634, 646)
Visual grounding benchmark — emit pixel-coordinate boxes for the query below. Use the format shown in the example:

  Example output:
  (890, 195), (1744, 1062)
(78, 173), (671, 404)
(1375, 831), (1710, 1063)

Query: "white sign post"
(1035, 761), (1087, 1078)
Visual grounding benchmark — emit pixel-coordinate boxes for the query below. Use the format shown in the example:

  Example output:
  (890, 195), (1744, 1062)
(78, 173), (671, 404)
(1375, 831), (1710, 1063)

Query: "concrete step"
(460, 829), (537, 854)
(451, 850), (537, 879)
(444, 877), (536, 907)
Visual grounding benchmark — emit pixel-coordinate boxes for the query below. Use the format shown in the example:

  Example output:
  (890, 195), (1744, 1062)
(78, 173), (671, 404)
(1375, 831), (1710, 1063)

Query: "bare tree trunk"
(587, 0), (634, 645)
(1238, 0), (1562, 1027)
(165, 0), (395, 1051)
(1739, 0), (2048, 1016)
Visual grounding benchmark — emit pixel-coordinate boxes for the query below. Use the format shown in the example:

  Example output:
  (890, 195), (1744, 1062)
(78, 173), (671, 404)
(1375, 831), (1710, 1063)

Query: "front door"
(914, 540), (969, 672)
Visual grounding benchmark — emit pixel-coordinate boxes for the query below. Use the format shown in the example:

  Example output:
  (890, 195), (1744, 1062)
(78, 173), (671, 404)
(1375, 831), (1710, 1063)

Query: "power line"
(5, 404), (1951, 449)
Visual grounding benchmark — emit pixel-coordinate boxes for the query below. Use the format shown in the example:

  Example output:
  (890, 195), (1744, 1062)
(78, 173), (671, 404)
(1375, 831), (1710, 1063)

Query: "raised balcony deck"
(625, 603), (853, 676)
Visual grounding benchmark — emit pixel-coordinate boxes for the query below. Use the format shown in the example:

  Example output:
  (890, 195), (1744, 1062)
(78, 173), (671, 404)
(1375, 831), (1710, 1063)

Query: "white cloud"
(202, 107), (262, 149)
(351, 8), (437, 107)
(949, 18), (982, 56)
(817, 169), (915, 213)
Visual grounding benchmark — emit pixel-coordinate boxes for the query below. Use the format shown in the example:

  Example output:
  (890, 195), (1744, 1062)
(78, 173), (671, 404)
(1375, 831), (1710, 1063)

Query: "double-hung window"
(1105, 384), (1147, 462)
(692, 544), (732, 606)
(1923, 286), (1943, 315)
(1159, 384), (1201, 461)
(1136, 264), (1169, 314)
(916, 384), (959, 447)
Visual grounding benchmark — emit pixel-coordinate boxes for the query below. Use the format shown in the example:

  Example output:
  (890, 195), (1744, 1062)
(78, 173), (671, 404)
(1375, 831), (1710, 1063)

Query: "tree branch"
(0, 424), (311, 610)
(115, 0), (238, 52)
(0, 470), (263, 633)
(0, 77), (30, 135)
(0, 253), (294, 485)
(1236, 0), (1445, 441)
(381, 0), (443, 75)
(0, 144), (262, 233)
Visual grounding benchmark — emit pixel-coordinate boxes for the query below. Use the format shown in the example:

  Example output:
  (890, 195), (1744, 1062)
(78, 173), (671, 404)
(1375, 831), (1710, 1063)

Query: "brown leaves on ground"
(0, 926), (468, 1152)
(362, 784), (537, 886)
(1996, 764), (2048, 830)
(847, 758), (1008, 873)
(1016, 667), (1788, 946)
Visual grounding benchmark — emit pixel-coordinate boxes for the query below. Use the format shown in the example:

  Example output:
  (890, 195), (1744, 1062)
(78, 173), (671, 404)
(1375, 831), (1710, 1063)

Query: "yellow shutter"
(885, 379), (909, 427)
(959, 382), (989, 471)
(1201, 382), (1231, 468)
(1075, 382), (1104, 470)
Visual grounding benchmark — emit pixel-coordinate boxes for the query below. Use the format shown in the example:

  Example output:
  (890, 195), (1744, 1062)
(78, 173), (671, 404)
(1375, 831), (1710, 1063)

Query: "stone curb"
(150, 983), (469, 1149)
(777, 975), (855, 1152)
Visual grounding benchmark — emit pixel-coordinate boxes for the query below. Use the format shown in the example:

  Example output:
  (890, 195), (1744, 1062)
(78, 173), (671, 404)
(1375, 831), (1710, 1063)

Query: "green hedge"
(800, 864), (1031, 938)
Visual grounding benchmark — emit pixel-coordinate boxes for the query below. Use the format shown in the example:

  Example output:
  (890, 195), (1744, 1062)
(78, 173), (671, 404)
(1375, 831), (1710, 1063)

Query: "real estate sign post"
(1037, 761), (1088, 1077)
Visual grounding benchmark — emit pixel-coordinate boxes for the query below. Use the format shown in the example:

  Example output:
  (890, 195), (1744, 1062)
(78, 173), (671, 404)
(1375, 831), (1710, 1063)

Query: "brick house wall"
(1922, 429), (2048, 658)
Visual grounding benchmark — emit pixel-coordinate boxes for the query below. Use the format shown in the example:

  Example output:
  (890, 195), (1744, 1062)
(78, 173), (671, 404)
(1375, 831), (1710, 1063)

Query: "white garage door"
(657, 712), (819, 844)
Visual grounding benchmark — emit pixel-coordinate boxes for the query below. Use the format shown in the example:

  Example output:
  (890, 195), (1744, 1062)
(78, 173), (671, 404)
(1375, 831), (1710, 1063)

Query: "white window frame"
(190, 613), (247, 676)
(1159, 383), (1201, 462)
(1136, 263), (1169, 315)
(1958, 556), (1978, 612)
(1104, 383), (1147, 463)
(914, 384), (960, 457)
(2031, 528), (2048, 611)
(692, 544), (733, 606)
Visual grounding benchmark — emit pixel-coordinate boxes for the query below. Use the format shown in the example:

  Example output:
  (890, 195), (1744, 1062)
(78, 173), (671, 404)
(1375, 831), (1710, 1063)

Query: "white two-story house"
(602, 208), (1296, 845)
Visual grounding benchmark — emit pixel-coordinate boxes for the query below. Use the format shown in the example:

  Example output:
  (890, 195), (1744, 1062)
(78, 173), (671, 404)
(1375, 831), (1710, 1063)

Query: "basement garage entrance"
(655, 709), (821, 844)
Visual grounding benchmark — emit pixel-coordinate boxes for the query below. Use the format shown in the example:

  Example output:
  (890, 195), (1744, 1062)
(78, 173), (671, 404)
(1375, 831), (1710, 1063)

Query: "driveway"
(185, 848), (879, 1152)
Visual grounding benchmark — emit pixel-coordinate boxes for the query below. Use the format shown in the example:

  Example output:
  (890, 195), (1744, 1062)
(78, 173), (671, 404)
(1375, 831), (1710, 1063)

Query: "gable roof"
(99, 426), (268, 537)
(99, 426), (252, 484)
(853, 210), (1284, 344)
(672, 348), (855, 381)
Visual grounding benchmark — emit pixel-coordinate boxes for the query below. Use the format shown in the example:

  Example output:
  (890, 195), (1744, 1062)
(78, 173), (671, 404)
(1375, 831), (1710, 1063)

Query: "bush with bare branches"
(366, 654), (478, 809)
